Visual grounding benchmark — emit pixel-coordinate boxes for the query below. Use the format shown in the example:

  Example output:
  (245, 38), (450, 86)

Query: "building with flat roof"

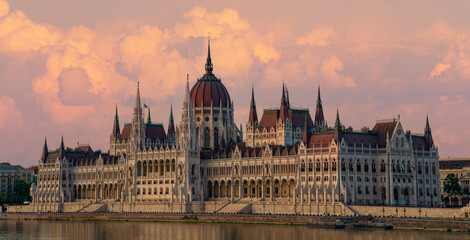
(439, 158), (470, 206)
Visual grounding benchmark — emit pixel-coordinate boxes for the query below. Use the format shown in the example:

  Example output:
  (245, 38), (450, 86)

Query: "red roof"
(190, 77), (231, 108)
(308, 133), (334, 148)
(259, 109), (313, 129)
(372, 121), (398, 147)
(145, 124), (167, 141)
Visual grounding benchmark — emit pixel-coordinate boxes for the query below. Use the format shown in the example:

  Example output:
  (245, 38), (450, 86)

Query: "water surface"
(0, 220), (466, 240)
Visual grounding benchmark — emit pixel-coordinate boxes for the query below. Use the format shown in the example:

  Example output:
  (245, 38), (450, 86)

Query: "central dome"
(190, 41), (231, 108)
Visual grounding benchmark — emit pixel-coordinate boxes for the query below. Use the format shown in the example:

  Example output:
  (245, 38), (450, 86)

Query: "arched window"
(356, 160), (361, 172)
(204, 127), (210, 148)
(214, 128), (219, 148)
(316, 160), (321, 172)
(364, 161), (369, 172)
(332, 160), (337, 171)
(324, 160), (329, 171)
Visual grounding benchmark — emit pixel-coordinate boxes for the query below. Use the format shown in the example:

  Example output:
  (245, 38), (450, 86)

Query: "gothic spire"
(184, 74), (192, 109)
(205, 38), (213, 74)
(59, 135), (65, 159)
(248, 86), (258, 124)
(424, 115), (434, 148)
(425, 115), (431, 134)
(334, 109), (342, 143)
(280, 82), (289, 120)
(147, 107), (152, 124)
(168, 103), (175, 136)
(335, 108), (341, 128)
(314, 86), (326, 129)
(112, 105), (120, 137)
(41, 137), (48, 162)
(135, 81), (141, 110)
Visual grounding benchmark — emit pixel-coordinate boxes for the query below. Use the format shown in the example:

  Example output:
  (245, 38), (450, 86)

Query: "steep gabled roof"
(372, 121), (398, 147)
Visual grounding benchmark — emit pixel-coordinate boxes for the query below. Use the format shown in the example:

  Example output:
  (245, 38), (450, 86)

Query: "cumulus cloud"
(0, 0), (9, 18)
(58, 67), (100, 105)
(321, 55), (355, 87)
(295, 25), (338, 46)
(0, 96), (22, 129)
(429, 62), (451, 79)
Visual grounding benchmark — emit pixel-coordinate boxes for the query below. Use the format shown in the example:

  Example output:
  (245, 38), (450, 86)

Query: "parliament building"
(30, 42), (441, 214)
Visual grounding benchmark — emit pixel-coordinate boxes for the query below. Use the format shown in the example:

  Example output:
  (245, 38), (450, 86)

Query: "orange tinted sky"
(1, 0), (470, 166)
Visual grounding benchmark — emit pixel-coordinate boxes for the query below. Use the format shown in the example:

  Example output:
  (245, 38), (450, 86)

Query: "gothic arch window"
(204, 127), (210, 148)
(214, 128), (219, 148)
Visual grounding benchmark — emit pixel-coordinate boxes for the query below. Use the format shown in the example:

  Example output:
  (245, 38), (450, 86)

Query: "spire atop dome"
(205, 37), (213, 74)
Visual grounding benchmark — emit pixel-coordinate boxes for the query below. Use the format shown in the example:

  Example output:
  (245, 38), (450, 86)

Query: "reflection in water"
(0, 220), (466, 240)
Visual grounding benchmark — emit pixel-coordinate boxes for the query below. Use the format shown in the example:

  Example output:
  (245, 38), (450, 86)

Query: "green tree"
(12, 179), (32, 204)
(443, 174), (461, 205)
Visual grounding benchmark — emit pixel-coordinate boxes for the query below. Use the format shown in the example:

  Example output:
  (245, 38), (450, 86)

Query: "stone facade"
(31, 42), (440, 213)
(439, 158), (470, 206)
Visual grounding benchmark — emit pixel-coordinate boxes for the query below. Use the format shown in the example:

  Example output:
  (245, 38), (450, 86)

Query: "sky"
(1, 0), (470, 166)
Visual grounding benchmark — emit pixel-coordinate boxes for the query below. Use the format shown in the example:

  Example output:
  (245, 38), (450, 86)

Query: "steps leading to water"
(217, 203), (252, 214)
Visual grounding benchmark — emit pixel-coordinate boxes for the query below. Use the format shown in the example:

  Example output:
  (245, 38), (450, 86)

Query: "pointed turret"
(41, 137), (48, 163)
(248, 86), (258, 124)
(112, 105), (120, 138)
(168, 104), (175, 135)
(59, 135), (65, 159)
(147, 107), (152, 124)
(205, 38), (213, 74)
(424, 115), (434, 148)
(167, 103), (175, 146)
(279, 82), (290, 120)
(334, 109), (342, 143)
(314, 86), (326, 130)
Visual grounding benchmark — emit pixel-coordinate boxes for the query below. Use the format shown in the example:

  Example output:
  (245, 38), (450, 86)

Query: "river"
(0, 220), (466, 240)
